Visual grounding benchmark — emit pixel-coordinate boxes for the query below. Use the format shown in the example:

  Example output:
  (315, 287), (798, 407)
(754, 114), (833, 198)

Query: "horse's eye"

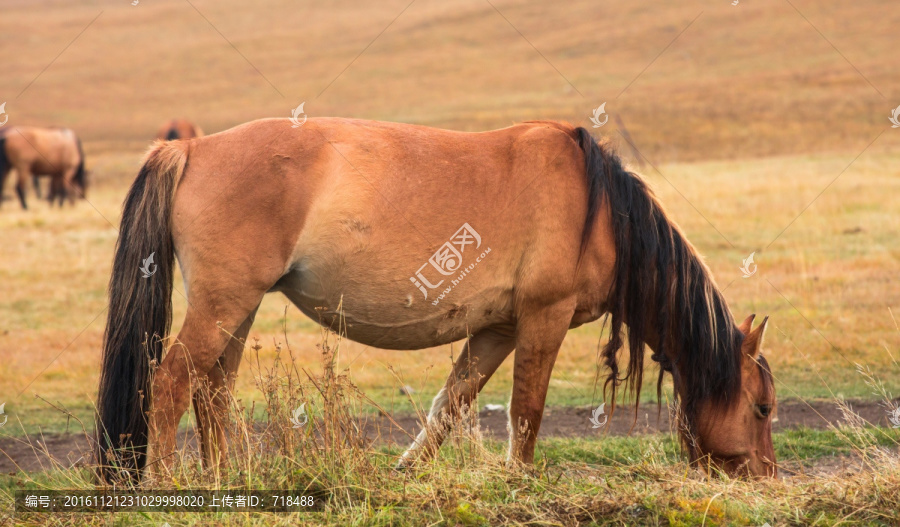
(756, 404), (772, 418)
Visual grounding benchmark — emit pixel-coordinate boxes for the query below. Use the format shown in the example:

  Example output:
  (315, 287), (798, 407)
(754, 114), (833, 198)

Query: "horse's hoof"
(394, 458), (417, 472)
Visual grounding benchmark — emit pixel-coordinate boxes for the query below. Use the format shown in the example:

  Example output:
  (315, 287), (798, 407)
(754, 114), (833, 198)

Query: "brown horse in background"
(155, 119), (203, 141)
(0, 126), (86, 209)
(96, 118), (777, 484)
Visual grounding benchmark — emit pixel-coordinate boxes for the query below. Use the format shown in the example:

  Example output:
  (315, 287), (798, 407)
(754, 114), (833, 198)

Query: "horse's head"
(578, 135), (778, 478)
(693, 314), (777, 478)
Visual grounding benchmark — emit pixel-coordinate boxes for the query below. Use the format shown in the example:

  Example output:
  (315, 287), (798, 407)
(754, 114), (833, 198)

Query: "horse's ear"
(744, 316), (769, 358)
(738, 314), (756, 335)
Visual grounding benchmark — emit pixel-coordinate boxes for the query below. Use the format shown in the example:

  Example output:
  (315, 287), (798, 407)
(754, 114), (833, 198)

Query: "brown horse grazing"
(0, 126), (86, 209)
(95, 118), (777, 483)
(155, 118), (203, 141)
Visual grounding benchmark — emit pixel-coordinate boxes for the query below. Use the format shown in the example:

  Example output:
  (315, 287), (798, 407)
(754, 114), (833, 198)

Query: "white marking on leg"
(399, 386), (450, 464)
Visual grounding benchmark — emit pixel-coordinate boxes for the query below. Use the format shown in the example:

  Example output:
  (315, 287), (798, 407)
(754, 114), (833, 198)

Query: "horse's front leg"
(508, 299), (574, 465)
(61, 168), (79, 206)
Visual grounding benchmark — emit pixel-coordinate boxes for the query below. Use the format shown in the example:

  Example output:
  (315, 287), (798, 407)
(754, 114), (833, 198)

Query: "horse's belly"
(274, 185), (515, 349)
(274, 262), (508, 350)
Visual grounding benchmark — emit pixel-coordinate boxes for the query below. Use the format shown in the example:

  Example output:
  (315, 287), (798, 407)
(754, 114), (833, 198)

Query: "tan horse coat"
(96, 118), (776, 483)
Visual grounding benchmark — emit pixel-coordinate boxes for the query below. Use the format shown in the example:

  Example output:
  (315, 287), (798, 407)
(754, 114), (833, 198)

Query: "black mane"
(574, 127), (744, 434)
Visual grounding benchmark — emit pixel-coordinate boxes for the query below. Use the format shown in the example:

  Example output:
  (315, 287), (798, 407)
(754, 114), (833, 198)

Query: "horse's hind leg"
(397, 327), (515, 469)
(32, 175), (41, 200)
(192, 309), (256, 473)
(15, 167), (30, 209)
(146, 284), (264, 480)
(507, 301), (573, 465)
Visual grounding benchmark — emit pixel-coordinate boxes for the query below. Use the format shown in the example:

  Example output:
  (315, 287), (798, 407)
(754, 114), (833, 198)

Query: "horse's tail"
(95, 141), (187, 483)
(73, 135), (86, 196)
(0, 136), (7, 178)
(0, 136), (9, 204)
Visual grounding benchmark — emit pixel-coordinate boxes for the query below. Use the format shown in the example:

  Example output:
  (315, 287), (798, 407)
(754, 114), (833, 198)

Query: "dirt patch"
(0, 399), (894, 474)
(372, 398), (897, 444)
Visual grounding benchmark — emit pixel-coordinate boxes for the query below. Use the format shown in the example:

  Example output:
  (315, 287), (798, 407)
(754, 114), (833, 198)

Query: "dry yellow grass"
(1, 146), (898, 435)
(0, 0), (898, 443)
(3, 1), (900, 524)
(3, 332), (899, 526)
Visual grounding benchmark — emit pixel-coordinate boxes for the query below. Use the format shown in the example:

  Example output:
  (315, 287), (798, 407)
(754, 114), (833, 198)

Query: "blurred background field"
(2, 1), (900, 524)
(0, 0), (898, 442)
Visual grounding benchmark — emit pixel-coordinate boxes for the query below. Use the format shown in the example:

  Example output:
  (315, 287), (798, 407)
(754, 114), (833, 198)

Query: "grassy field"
(2, 337), (899, 525)
(2, 147), (898, 437)
(1, 0), (899, 524)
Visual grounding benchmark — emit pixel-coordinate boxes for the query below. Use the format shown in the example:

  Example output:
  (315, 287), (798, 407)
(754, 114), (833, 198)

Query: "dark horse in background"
(155, 118), (203, 141)
(96, 118), (777, 484)
(0, 126), (87, 209)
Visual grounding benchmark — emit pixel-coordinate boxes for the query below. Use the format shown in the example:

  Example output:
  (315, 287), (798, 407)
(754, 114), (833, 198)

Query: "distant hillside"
(1, 0), (897, 162)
